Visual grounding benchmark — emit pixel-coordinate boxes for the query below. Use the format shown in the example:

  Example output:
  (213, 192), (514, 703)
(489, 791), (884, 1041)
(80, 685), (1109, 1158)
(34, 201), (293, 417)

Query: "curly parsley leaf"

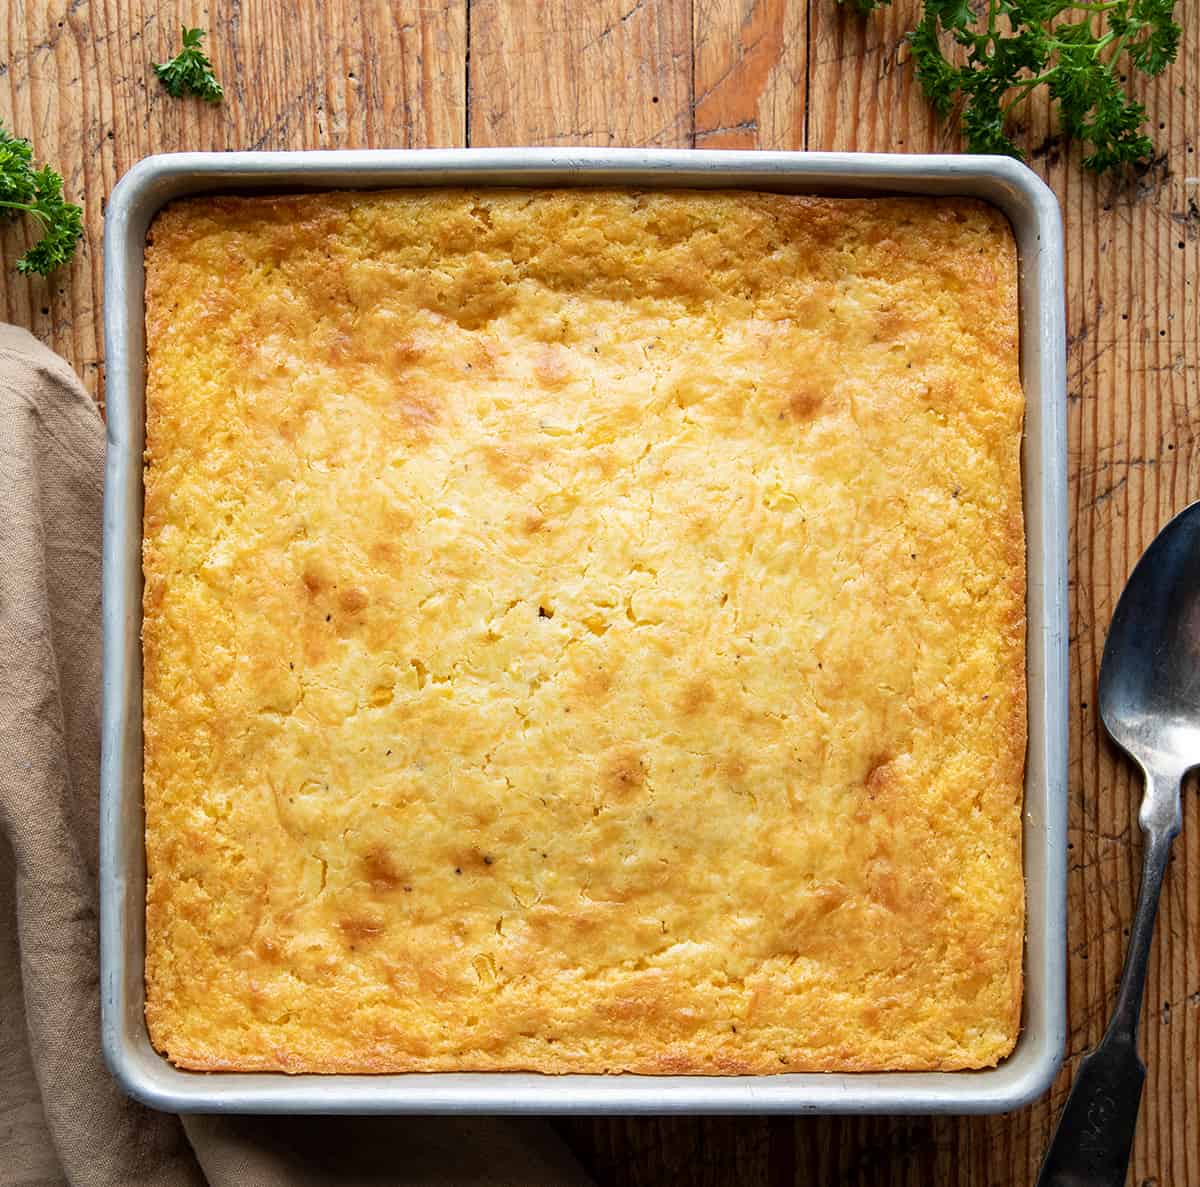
(839, 0), (1181, 174)
(0, 122), (83, 276)
(910, 14), (962, 117)
(1117, 0), (1182, 75)
(154, 26), (224, 102)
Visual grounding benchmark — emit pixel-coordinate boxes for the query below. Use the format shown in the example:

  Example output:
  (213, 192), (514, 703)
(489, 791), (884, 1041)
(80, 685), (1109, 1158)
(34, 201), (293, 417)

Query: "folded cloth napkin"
(0, 323), (591, 1187)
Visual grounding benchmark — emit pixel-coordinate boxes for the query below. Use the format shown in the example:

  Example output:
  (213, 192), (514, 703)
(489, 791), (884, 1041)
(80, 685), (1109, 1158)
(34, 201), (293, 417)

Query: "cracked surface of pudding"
(142, 189), (1026, 1073)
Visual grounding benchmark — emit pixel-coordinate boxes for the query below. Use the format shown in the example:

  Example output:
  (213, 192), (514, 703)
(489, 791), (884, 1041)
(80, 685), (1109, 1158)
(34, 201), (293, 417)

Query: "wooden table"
(3, 2), (1196, 1183)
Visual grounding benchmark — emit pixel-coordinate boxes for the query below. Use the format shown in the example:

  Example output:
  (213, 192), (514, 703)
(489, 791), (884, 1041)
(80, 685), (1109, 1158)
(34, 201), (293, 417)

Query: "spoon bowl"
(1100, 500), (1200, 792)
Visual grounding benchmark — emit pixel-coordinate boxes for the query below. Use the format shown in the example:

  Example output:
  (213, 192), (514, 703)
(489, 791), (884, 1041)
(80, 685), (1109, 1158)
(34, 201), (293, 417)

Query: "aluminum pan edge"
(101, 148), (1067, 1114)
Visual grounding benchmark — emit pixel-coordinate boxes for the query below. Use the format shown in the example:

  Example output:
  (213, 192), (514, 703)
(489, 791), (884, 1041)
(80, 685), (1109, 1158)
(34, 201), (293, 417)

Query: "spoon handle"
(1036, 826), (1175, 1187)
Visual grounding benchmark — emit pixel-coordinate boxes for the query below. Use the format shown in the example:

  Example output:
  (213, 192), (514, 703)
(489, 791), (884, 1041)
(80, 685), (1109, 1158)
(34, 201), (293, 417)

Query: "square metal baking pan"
(101, 148), (1067, 1115)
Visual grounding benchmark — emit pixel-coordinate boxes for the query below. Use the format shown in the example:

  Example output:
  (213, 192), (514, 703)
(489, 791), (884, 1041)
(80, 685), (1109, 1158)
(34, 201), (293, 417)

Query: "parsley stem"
(0, 199), (51, 228)
(1000, 74), (1053, 115)
(1105, 26), (1134, 65)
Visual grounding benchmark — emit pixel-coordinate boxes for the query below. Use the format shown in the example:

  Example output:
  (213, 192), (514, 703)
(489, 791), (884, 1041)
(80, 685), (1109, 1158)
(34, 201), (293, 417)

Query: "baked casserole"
(142, 189), (1026, 1074)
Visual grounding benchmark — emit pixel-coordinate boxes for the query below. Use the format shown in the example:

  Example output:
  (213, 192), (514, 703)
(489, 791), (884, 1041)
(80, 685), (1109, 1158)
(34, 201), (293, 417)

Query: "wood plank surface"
(2, 1), (1198, 1183)
(469, 0), (692, 147)
(693, 0), (806, 149)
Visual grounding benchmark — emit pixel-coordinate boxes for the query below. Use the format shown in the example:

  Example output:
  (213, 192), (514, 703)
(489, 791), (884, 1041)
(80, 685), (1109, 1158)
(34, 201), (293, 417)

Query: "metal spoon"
(1037, 500), (1200, 1187)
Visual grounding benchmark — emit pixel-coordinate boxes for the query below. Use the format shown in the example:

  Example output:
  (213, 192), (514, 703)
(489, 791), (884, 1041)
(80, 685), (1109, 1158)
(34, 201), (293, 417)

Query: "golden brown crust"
(142, 189), (1026, 1075)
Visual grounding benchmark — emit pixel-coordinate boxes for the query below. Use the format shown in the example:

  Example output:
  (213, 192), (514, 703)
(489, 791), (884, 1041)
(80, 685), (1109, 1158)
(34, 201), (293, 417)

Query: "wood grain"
(693, 0), (806, 149)
(2, 1), (1198, 1182)
(807, 0), (945, 155)
(468, 0), (691, 148)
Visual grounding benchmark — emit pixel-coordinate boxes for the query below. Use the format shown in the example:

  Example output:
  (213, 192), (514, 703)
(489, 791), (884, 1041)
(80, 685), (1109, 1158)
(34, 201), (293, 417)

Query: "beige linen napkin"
(0, 323), (591, 1187)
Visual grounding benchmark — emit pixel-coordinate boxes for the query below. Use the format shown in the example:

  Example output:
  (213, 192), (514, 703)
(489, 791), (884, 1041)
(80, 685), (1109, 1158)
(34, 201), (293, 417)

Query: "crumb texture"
(142, 189), (1026, 1074)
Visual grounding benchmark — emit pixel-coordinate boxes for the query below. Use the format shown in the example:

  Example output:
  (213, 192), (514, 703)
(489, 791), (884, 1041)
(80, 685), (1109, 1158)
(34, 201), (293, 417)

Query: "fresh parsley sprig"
(0, 121), (83, 276)
(154, 26), (224, 102)
(843, 0), (1181, 173)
